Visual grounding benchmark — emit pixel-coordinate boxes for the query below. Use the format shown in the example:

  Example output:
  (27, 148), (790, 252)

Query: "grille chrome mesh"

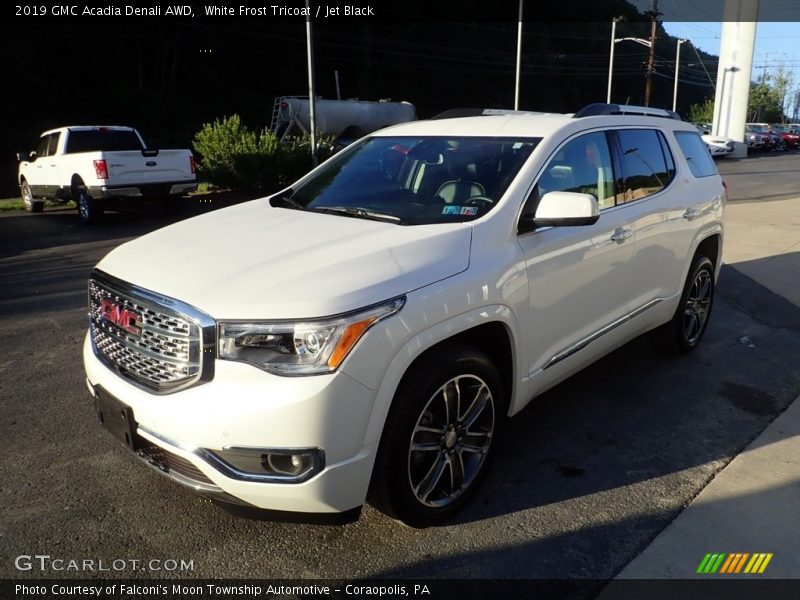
(89, 277), (207, 392)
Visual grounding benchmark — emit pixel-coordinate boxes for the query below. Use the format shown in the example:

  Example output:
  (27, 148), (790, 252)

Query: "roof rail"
(431, 108), (547, 120)
(574, 103), (681, 121)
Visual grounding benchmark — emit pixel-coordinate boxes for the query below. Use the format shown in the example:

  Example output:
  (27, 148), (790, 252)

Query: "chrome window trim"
(89, 269), (216, 394)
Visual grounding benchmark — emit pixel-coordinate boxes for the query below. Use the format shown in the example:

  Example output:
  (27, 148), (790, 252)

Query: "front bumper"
(83, 335), (378, 514)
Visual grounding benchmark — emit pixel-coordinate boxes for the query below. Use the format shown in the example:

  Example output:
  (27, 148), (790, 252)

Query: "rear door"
(613, 128), (722, 314)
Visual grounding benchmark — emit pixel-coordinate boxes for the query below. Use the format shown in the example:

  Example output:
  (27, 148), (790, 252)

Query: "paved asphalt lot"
(1, 154), (799, 585)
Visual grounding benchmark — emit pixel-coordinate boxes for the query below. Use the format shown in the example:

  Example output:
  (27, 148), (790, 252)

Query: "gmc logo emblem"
(100, 299), (142, 336)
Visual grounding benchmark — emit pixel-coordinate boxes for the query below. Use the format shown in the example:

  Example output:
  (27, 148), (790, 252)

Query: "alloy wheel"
(407, 374), (495, 508)
(683, 269), (712, 345)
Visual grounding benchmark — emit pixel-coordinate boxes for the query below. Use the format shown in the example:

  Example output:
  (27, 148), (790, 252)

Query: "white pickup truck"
(17, 126), (197, 224)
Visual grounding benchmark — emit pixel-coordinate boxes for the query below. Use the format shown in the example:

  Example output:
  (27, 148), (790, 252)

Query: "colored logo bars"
(696, 552), (773, 574)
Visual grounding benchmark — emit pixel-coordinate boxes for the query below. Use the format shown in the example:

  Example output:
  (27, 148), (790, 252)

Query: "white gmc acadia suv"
(84, 103), (725, 526)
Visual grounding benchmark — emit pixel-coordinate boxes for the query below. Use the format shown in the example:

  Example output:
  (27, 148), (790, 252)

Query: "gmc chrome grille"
(88, 272), (215, 393)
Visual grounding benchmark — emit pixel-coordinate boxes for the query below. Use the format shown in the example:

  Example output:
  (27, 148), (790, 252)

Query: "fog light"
(266, 453), (309, 476)
(206, 446), (324, 483)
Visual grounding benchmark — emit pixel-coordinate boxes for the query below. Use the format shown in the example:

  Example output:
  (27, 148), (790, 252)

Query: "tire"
(658, 255), (715, 354)
(21, 181), (43, 213)
(369, 344), (505, 527)
(75, 186), (104, 225)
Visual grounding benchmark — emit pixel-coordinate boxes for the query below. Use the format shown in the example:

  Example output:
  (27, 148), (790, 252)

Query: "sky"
(625, 0), (800, 118)
(662, 21), (800, 84)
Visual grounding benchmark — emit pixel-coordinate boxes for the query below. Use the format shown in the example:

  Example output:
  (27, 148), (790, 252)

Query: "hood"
(96, 200), (472, 319)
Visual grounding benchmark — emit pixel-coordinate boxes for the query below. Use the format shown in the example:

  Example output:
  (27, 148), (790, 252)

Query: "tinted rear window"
(675, 131), (718, 178)
(65, 130), (143, 153)
(616, 129), (675, 202)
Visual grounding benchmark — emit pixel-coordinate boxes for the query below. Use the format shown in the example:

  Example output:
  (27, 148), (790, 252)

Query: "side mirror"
(18, 151), (36, 162)
(533, 191), (599, 228)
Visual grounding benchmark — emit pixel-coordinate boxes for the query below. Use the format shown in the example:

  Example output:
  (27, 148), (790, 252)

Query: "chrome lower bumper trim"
(133, 445), (252, 506)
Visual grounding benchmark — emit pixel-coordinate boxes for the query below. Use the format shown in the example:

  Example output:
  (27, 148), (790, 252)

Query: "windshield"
(285, 136), (539, 225)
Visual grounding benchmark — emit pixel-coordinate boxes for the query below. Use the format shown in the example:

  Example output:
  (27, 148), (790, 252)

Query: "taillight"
(190, 155), (196, 174)
(93, 159), (108, 180)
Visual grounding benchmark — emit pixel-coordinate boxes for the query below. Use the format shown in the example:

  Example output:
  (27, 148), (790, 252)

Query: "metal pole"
(607, 19), (617, 103)
(334, 70), (341, 100)
(514, 0), (523, 110)
(644, 0), (658, 107)
(672, 39), (684, 112)
(305, 0), (318, 166)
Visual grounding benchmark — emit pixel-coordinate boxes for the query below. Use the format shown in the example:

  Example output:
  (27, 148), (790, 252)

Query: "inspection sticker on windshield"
(460, 206), (479, 216)
(442, 206), (460, 215)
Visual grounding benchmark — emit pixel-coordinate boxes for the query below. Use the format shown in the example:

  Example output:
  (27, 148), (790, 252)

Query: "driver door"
(516, 130), (636, 393)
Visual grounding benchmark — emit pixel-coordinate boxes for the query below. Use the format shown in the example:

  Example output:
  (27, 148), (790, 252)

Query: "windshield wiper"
(271, 195), (305, 210)
(310, 206), (404, 224)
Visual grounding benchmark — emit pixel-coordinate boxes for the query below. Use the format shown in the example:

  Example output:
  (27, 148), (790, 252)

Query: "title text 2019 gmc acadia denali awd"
(84, 104), (725, 526)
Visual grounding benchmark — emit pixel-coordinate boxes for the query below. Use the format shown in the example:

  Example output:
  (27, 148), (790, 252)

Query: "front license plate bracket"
(95, 388), (140, 451)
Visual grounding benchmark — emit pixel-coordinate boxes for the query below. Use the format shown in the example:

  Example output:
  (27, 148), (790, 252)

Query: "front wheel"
(21, 181), (43, 213)
(369, 345), (504, 527)
(657, 255), (715, 354)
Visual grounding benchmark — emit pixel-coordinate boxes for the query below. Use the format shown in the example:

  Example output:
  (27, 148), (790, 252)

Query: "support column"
(712, 0), (759, 157)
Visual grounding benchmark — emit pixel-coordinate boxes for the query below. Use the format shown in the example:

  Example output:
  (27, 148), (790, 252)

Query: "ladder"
(269, 96), (283, 134)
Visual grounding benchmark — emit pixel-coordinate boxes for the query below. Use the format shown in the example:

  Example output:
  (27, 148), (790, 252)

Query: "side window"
(46, 132), (61, 156)
(616, 129), (673, 203)
(35, 136), (49, 158)
(535, 132), (616, 210)
(674, 131), (719, 178)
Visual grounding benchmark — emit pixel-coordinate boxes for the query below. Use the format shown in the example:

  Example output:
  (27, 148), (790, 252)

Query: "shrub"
(193, 115), (337, 192)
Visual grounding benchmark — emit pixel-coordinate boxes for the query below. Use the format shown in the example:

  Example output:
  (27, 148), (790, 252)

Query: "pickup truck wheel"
(369, 345), (504, 527)
(658, 255), (715, 354)
(75, 187), (104, 224)
(21, 182), (43, 213)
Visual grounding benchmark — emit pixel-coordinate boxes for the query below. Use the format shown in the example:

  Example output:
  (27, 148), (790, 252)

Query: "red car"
(771, 124), (800, 149)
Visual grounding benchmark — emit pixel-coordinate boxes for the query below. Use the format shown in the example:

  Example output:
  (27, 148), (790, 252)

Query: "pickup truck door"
(29, 135), (51, 197)
(517, 131), (636, 394)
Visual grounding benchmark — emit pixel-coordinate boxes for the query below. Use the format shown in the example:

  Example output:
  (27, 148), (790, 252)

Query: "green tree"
(748, 72), (787, 122)
(687, 98), (714, 123)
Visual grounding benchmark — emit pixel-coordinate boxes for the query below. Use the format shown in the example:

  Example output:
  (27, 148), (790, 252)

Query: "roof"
(375, 111), (696, 139)
(40, 125), (135, 136)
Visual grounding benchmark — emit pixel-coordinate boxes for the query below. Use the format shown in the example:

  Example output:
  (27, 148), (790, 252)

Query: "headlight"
(218, 297), (404, 375)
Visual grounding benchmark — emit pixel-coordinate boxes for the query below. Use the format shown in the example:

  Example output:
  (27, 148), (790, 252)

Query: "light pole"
(305, 0), (318, 166)
(606, 18), (619, 103)
(607, 26), (652, 104)
(514, 0), (523, 110)
(672, 39), (687, 112)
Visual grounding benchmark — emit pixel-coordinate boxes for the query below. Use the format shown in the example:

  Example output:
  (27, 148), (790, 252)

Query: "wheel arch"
(675, 226), (723, 296)
(361, 306), (523, 450)
(70, 174), (86, 197)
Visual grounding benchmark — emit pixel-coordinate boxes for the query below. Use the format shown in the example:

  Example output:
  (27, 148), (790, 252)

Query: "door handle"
(610, 227), (633, 243)
(683, 207), (701, 221)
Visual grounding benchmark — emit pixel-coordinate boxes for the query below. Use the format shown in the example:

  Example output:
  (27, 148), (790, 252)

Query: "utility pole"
(644, 0), (659, 107)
